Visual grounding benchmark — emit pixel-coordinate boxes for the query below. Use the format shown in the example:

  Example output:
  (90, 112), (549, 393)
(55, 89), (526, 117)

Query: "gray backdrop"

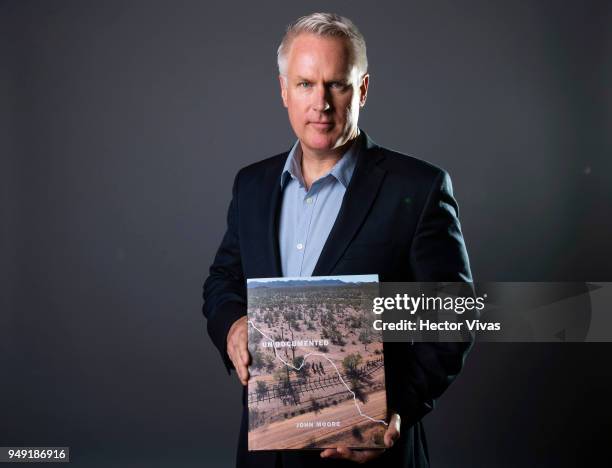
(2, 1), (611, 467)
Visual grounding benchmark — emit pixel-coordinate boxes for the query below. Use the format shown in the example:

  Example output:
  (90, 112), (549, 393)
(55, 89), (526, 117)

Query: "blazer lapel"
(262, 153), (288, 278)
(312, 132), (387, 276)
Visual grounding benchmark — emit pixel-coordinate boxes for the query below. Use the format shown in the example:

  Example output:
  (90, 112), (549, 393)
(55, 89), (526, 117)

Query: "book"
(246, 274), (387, 451)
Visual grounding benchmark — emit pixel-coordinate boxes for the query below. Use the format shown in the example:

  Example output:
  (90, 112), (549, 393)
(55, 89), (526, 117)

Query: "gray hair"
(277, 12), (368, 77)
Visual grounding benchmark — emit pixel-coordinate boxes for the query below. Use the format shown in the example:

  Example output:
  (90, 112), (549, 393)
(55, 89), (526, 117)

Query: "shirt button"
(306, 197), (313, 204)
(296, 243), (304, 250)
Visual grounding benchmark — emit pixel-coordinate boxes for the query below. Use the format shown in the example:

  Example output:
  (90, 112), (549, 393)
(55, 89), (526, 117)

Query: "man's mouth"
(309, 122), (333, 130)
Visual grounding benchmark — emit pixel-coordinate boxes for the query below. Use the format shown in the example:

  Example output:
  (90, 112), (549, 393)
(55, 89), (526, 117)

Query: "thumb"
(384, 413), (401, 448)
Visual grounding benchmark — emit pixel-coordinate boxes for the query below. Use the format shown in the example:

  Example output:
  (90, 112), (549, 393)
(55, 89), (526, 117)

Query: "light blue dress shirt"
(278, 137), (360, 277)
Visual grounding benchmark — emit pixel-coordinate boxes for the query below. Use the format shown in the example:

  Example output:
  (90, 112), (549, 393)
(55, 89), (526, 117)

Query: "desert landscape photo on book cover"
(246, 274), (387, 451)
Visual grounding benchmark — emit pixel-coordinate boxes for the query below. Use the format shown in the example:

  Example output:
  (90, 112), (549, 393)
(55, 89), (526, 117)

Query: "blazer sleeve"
(388, 170), (474, 427)
(202, 171), (247, 374)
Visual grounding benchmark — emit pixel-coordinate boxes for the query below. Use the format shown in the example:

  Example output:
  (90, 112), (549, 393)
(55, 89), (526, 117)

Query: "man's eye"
(330, 82), (346, 89)
(298, 82), (311, 88)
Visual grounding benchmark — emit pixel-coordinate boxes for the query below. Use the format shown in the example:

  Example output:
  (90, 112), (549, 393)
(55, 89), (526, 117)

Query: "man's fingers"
(336, 447), (352, 458)
(320, 448), (338, 459)
(239, 344), (250, 366)
(337, 447), (366, 463)
(236, 363), (248, 385)
(226, 316), (250, 386)
(321, 447), (383, 464)
(384, 413), (401, 448)
(228, 348), (238, 371)
(235, 359), (249, 385)
(320, 447), (351, 460)
(228, 348), (249, 385)
(236, 342), (250, 381)
(233, 319), (250, 366)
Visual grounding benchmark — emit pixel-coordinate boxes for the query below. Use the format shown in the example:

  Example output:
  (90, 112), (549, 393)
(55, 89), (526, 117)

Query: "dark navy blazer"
(203, 131), (473, 468)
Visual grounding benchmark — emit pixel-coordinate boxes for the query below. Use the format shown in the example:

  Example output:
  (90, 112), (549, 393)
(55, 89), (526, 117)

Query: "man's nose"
(311, 85), (331, 112)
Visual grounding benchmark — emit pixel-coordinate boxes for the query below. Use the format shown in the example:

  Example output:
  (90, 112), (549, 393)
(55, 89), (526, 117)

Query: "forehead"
(285, 33), (353, 77)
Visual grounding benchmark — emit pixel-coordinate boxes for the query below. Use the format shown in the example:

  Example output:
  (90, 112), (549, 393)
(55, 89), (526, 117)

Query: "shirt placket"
(294, 185), (318, 275)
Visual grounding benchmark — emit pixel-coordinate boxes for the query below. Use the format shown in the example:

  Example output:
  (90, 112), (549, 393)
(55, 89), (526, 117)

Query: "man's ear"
(279, 75), (288, 108)
(359, 73), (369, 107)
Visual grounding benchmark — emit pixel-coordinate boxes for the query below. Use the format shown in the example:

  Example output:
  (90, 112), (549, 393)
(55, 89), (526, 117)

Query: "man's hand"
(226, 316), (250, 385)
(320, 413), (401, 464)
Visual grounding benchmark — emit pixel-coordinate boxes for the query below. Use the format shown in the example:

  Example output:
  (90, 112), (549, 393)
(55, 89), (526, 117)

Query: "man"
(203, 12), (472, 468)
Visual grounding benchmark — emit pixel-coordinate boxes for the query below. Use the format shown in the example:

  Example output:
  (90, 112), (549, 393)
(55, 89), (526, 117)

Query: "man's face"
(279, 33), (369, 156)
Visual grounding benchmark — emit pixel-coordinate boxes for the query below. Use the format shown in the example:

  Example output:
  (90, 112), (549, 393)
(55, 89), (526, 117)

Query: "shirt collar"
(280, 132), (361, 189)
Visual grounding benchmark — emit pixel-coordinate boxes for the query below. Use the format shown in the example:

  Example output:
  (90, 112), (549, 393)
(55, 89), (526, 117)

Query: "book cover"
(246, 274), (387, 451)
